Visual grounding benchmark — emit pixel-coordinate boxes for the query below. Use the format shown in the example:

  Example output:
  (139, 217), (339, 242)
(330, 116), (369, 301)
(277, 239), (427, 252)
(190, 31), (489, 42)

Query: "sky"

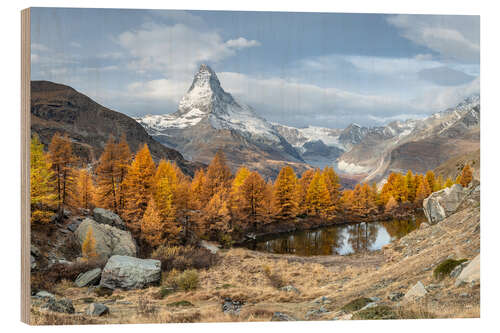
(30, 8), (480, 129)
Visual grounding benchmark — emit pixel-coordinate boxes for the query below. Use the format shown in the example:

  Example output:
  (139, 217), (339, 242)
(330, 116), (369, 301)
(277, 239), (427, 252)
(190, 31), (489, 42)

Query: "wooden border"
(21, 7), (31, 325)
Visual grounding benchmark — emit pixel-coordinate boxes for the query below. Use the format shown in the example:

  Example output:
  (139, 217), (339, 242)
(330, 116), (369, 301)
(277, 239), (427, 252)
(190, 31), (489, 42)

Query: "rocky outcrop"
(42, 298), (75, 314)
(455, 255), (480, 287)
(75, 218), (136, 260)
(75, 268), (102, 287)
(271, 312), (297, 321)
(93, 208), (126, 230)
(423, 184), (470, 224)
(100, 255), (161, 290)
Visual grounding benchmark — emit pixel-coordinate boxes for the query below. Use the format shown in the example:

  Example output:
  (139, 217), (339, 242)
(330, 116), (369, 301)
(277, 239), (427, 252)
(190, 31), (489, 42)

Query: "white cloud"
(70, 41), (82, 48)
(31, 43), (48, 52)
(387, 14), (479, 63)
(115, 23), (260, 78)
(31, 53), (39, 63)
(225, 37), (261, 49)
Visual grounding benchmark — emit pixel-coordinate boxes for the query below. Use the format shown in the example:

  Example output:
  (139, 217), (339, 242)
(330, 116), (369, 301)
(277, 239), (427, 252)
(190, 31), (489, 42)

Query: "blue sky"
(31, 8), (480, 128)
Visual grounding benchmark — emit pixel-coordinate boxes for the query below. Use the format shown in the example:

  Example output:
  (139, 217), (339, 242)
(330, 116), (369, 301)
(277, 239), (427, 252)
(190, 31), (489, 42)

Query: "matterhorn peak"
(188, 64), (222, 94)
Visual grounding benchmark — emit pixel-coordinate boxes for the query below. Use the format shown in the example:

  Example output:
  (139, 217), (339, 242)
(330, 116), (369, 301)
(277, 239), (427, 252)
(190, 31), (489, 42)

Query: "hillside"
(31, 81), (203, 176)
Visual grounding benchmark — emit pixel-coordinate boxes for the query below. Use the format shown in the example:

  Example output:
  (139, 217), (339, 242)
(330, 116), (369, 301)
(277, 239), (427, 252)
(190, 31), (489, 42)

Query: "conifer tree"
(229, 167), (251, 215)
(298, 169), (315, 215)
(415, 177), (431, 202)
(405, 170), (416, 203)
(272, 166), (299, 218)
(425, 171), (436, 194)
(203, 151), (232, 201)
(122, 144), (156, 235)
(323, 166), (341, 210)
(48, 133), (76, 215)
(140, 198), (167, 247)
(200, 189), (231, 239)
(95, 136), (131, 214)
(76, 168), (94, 210)
(341, 189), (355, 213)
(458, 164), (473, 187)
(434, 174), (444, 192)
(190, 169), (206, 209)
(306, 171), (332, 217)
(240, 171), (268, 223)
(30, 135), (57, 224)
(82, 226), (97, 260)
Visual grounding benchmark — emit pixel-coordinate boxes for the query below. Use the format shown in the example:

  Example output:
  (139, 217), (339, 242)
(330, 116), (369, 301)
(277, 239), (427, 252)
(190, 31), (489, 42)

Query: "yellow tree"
(82, 226), (97, 260)
(30, 135), (57, 224)
(152, 160), (181, 241)
(434, 175), (444, 192)
(122, 144), (156, 236)
(323, 166), (341, 209)
(240, 171), (268, 223)
(48, 133), (76, 215)
(415, 177), (431, 203)
(190, 169), (206, 210)
(272, 166), (299, 218)
(298, 169), (315, 215)
(305, 171), (332, 217)
(203, 151), (232, 201)
(458, 164), (473, 187)
(95, 136), (131, 214)
(425, 171), (436, 194)
(229, 167), (251, 216)
(405, 170), (416, 203)
(76, 168), (94, 210)
(341, 189), (355, 213)
(199, 189), (231, 239)
(140, 198), (166, 248)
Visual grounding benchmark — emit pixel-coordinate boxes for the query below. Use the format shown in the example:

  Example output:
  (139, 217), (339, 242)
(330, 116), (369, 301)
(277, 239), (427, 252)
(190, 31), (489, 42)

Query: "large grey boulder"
(100, 255), (161, 290)
(423, 184), (468, 224)
(75, 268), (102, 287)
(455, 255), (480, 287)
(93, 208), (126, 230)
(75, 218), (136, 260)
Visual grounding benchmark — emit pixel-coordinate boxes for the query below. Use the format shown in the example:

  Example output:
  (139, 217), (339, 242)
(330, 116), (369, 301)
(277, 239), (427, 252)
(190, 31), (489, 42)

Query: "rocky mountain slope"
(337, 96), (480, 182)
(136, 65), (309, 178)
(31, 81), (202, 176)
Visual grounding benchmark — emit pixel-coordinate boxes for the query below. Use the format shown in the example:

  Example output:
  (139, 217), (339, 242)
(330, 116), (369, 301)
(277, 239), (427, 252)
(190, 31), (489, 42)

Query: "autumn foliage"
(33, 131), (458, 249)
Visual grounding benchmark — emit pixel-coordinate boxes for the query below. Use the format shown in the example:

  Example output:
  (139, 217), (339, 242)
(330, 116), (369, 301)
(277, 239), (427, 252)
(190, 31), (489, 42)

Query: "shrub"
(433, 258), (468, 280)
(94, 286), (113, 297)
(167, 300), (194, 307)
(152, 245), (218, 272)
(341, 297), (373, 313)
(176, 269), (199, 291)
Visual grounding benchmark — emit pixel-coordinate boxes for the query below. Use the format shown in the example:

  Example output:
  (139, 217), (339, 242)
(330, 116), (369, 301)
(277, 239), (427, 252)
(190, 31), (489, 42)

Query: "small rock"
(31, 255), (37, 270)
(388, 292), (404, 301)
(43, 298), (75, 314)
(450, 263), (467, 279)
(280, 285), (300, 294)
(332, 313), (353, 320)
(306, 306), (328, 318)
(404, 281), (427, 300)
(36, 291), (55, 299)
(200, 240), (220, 254)
(459, 293), (470, 298)
(369, 296), (381, 302)
(86, 303), (109, 316)
(222, 298), (243, 315)
(426, 284), (441, 290)
(271, 312), (297, 321)
(75, 268), (102, 287)
(313, 296), (333, 304)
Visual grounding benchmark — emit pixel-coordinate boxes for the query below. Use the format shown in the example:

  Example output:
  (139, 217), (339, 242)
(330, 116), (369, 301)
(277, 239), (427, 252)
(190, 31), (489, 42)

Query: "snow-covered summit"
(137, 64), (281, 142)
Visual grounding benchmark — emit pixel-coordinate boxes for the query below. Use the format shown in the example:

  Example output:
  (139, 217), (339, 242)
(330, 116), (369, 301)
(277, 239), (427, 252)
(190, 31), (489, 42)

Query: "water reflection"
(245, 217), (424, 256)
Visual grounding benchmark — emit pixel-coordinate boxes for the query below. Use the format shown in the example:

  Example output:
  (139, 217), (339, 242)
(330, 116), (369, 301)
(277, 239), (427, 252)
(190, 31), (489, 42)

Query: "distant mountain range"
(136, 64), (479, 182)
(31, 66), (479, 185)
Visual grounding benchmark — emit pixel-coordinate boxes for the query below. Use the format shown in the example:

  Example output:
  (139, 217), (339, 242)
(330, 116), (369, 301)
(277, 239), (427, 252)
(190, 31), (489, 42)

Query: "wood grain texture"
(21, 7), (31, 325)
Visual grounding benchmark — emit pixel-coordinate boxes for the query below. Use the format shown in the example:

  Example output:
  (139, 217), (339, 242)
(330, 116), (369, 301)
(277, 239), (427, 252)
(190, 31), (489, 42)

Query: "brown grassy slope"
(433, 149), (480, 181)
(31, 203), (480, 324)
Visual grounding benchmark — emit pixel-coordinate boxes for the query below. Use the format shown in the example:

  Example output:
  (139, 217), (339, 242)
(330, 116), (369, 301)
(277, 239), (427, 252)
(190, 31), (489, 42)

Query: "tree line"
(30, 133), (474, 248)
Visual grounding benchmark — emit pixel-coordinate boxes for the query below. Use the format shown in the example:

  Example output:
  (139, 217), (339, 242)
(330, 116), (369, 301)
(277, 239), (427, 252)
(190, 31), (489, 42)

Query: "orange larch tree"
(76, 168), (95, 210)
(272, 166), (300, 218)
(305, 171), (332, 217)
